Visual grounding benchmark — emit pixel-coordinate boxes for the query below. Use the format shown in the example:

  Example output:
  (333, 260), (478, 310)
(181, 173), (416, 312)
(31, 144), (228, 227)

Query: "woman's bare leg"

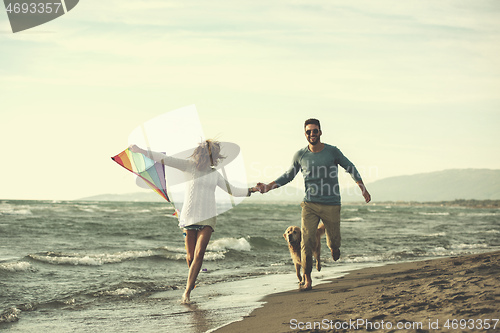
(182, 227), (213, 304)
(184, 230), (197, 268)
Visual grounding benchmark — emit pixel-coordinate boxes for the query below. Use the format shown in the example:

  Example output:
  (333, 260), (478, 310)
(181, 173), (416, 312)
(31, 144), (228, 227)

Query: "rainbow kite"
(111, 148), (170, 202)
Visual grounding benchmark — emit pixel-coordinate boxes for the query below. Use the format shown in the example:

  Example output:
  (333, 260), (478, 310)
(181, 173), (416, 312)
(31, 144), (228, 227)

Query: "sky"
(1, 0), (499, 200)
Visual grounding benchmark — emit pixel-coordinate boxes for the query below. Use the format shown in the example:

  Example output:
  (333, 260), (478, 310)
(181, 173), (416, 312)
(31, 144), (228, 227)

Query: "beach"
(1, 200), (499, 332)
(215, 251), (500, 332)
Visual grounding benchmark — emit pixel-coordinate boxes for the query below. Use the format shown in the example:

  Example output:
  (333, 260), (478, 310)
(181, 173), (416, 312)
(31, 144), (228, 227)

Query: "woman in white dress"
(130, 140), (257, 303)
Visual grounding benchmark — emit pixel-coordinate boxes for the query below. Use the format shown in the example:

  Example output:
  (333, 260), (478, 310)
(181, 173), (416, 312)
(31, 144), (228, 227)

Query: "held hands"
(256, 182), (269, 194)
(248, 185), (265, 195)
(248, 186), (259, 193)
(255, 182), (276, 194)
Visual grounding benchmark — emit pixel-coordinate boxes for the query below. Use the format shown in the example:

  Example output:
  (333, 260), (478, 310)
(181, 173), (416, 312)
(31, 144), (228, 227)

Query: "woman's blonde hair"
(190, 139), (226, 170)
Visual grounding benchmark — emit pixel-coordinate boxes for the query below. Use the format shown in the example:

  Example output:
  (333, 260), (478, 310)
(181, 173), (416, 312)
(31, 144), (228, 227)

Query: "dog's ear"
(283, 233), (287, 239)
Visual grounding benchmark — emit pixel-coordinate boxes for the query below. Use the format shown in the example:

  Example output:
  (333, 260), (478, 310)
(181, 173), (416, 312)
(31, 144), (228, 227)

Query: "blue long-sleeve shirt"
(274, 144), (362, 205)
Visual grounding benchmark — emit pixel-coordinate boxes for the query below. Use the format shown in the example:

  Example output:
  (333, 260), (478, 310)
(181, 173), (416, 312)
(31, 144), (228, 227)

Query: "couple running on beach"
(130, 118), (371, 303)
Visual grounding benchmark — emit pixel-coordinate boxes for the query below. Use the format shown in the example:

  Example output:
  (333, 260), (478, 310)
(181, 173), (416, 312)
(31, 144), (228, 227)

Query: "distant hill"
(344, 168), (500, 202)
(80, 192), (164, 202)
(82, 169), (500, 203)
(80, 187), (306, 203)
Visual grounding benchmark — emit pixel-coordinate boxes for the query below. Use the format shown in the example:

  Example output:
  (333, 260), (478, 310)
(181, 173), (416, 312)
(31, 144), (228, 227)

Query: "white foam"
(0, 307), (21, 323)
(342, 254), (390, 263)
(159, 245), (225, 261)
(424, 232), (447, 237)
(451, 243), (489, 250)
(458, 212), (499, 217)
(430, 246), (447, 253)
(418, 212), (450, 216)
(104, 288), (140, 297)
(343, 217), (364, 222)
(0, 205), (32, 215)
(208, 237), (251, 252)
(161, 245), (186, 253)
(159, 246), (188, 260)
(28, 250), (154, 266)
(0, 261), (32, 272)
(204, 251), (226, 261)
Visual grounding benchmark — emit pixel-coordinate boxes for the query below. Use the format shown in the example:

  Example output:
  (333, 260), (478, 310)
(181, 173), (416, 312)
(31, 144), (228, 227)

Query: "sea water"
(0, 200), (499, 332)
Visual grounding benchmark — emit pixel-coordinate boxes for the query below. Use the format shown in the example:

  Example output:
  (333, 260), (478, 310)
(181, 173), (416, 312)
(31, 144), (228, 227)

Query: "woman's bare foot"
(181, 291), (191, 304)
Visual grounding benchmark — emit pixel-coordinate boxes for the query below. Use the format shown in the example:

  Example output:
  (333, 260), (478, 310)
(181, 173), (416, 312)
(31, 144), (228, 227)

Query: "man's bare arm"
(356, 181), (371, 203)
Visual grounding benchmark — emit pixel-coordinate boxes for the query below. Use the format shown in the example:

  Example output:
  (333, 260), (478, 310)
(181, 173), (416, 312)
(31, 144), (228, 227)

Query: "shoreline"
(214, 251), (500, 332)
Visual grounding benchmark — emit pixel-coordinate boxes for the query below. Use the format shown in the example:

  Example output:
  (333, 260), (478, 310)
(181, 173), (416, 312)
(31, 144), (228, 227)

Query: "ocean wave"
(0, 307), (21, 324)
(0, 261), (32, 272)
(423, 232), (447, 237)
(92, 281), (180, 299)
(203, 251), (226, 261)
(247, 236), (279, 249)
(0, 205), (32, 215)
(28, 250), (154, 266)
(157, 246), (189, 261)
(156, 246), (226, 261)
(208, 237), (251, 252)
(451, 243), (489, 250)
(343, 254), (396, 263)
(417, 212), (450, 216)
(160, 245), (186, 254)
(342, 249), (447, 263)
(99, 287), (140, 297)
(343, 217), (364, 222)
(425, 245), (496, 257)
(457, 212), (500, 217)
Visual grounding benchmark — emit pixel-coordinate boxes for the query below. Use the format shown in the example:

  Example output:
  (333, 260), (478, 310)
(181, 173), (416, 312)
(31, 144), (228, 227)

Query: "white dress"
(148, 151), (249, 230)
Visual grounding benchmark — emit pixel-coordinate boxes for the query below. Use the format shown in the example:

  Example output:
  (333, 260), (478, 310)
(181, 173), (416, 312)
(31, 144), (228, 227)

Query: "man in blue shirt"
(258, 118), (371, 290)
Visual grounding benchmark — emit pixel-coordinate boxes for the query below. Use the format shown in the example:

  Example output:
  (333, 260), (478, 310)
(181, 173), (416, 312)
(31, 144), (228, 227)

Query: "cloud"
(1, 0), (499, 199)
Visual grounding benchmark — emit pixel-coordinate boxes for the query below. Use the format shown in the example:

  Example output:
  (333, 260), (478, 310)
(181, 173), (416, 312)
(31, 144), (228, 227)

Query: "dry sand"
(215, 251), (500, 332)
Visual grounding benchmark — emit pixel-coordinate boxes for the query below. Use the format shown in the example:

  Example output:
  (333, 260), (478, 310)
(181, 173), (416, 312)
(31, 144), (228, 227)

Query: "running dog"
(283, 223), (325, 285)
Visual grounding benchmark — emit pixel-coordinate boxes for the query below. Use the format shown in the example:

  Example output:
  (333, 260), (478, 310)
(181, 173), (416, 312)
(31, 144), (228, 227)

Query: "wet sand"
(215, 251), (500, 332)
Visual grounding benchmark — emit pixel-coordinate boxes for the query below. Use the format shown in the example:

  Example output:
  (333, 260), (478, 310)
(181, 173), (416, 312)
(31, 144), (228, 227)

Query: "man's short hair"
(304, 118), (321, 130)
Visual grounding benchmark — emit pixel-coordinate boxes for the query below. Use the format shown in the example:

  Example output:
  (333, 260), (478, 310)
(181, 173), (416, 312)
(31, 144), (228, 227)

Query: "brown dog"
(283, 223), (326, 285)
